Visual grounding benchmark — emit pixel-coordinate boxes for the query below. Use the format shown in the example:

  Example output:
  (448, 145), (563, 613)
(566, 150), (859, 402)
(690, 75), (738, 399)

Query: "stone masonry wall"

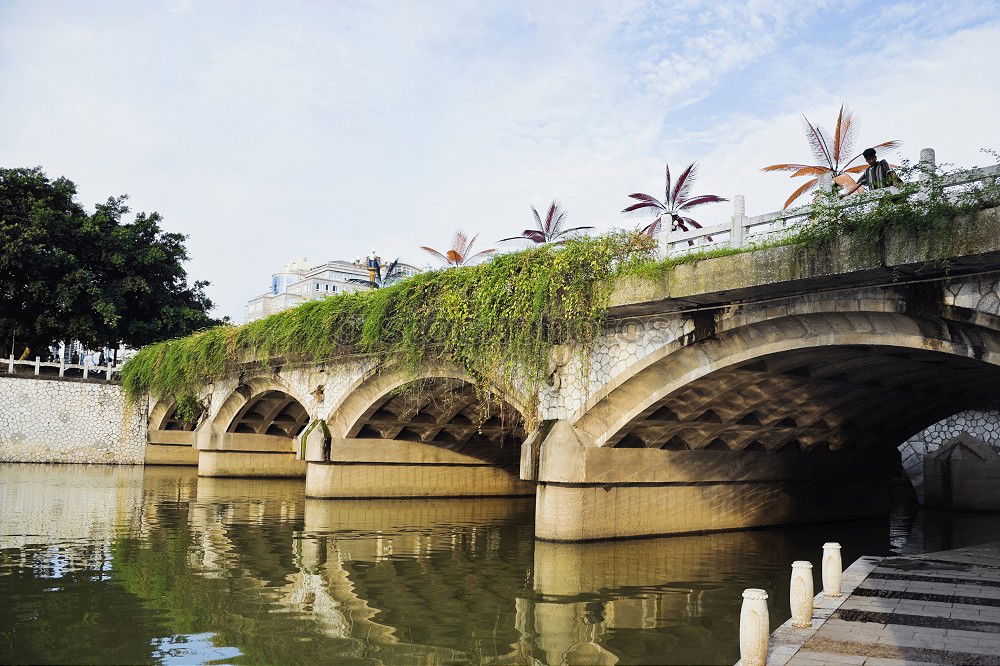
(0, 376), (146, 465)
(899, 409), (1000, 501)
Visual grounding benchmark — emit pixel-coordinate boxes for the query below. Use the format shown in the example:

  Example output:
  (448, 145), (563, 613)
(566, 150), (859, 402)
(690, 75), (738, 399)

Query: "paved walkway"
(767, 542), (1000, 665)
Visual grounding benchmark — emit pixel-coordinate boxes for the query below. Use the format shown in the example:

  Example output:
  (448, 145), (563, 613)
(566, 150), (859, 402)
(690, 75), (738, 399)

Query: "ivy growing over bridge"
(123, 162), (1000, 422)
(122, 233), (656, 419)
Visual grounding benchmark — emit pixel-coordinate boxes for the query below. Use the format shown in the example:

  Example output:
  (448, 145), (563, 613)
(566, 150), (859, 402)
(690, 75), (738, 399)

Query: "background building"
(245, 256), (419, 322)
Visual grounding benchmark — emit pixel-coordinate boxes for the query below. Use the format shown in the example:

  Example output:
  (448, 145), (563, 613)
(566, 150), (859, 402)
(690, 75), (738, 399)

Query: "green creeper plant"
(122, 233), (657, 424)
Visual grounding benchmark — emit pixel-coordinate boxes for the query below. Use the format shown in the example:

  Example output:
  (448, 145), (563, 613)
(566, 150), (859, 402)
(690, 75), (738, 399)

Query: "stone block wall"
(0, 376), (146, 465)
(899, 409), (1000, 501)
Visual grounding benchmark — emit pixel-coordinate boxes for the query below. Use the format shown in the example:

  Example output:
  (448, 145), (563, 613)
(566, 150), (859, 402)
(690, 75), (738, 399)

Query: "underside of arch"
(228, 390), (310, 437)
(158, 402), (201, 431)
(609, 344), (1000, 452)
(347, 377), (526, 465)
(573, 311), (1000, 450)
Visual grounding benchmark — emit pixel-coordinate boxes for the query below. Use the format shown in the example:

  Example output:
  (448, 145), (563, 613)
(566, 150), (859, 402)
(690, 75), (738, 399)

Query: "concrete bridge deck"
(766, 542), (1000, 665)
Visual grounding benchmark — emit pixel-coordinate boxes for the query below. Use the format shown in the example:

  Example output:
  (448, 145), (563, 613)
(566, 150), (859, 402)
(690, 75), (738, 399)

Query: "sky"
(2, 1), (999, 321)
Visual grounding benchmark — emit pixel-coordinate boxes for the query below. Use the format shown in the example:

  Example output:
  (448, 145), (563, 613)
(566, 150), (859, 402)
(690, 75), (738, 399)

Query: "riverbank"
(763, 542), (1000, 665)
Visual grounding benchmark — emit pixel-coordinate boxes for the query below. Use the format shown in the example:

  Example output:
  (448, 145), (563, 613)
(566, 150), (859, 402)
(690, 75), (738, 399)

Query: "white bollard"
(823, 543), (843, 597)
(740, 588), (769, 666)
(790, 561), (814, 627)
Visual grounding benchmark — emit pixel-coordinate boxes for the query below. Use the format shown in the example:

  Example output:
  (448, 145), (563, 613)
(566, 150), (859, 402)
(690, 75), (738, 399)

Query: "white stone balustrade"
(2, 355), (123, 381)
(665, 148), (1000, 255)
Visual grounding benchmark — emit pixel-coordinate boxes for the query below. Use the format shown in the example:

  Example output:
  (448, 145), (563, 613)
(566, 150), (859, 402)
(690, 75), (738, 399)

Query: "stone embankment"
(751, 542), (1000, 665)
(0, 375), (146, 464)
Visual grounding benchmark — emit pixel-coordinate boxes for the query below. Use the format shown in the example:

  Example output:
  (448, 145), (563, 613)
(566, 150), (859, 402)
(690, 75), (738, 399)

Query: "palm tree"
(762, 104), (900, 208)
(622, 162), (727, 240)
(499, 201), (593, 244)
(421, 230), (495, 267)
(348, 257), (408, 289)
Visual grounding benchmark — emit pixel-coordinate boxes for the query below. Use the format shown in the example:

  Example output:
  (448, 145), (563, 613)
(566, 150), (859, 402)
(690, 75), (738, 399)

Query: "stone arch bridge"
(146, 209), (1000, 540)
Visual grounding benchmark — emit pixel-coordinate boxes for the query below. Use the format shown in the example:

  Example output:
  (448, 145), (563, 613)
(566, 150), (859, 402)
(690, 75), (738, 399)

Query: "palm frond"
(833, 174), (857, 189)
(844, 140), (901, 168)
(347, 278), (377, 288)
(762, 163), (819, 173)
(802, 116), (834, 168)
(466, 249), (496, 263)
(621, 200), (664, 216)
(664, 163), (671, 206)
(782, 177), (819, 209)
(420, 246), (450, 263)
(543, 201), (559, 235)
(680, 216), (712, 244)
(678, 194), (727, 210)
(499, 231), (537, 243)
(791, 166), (831, 177)
(672, 163), (697, 205)
(627, 193), (663, 203)
(555, 225), (593, 235)
(640, 219), (661, 237)
(833, 104), (856, 166)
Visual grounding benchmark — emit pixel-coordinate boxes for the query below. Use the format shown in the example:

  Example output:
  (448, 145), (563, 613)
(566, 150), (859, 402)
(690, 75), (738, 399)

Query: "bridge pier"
(304, 436), (533, 498)
(527, 422), (892, 541)
(196, 427), (306, 478)
(145, 429), (199, 466)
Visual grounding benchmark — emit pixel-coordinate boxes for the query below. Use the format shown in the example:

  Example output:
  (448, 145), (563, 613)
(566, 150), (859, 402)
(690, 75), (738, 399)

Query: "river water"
(2, 464), (1000, 665)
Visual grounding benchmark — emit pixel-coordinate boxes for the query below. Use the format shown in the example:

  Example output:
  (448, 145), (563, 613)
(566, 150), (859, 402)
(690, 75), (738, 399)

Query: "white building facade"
(245, 257), (419, 322)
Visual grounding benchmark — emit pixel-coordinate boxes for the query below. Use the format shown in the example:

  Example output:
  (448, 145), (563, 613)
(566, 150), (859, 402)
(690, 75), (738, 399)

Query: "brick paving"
(762, 542), (1000, 665)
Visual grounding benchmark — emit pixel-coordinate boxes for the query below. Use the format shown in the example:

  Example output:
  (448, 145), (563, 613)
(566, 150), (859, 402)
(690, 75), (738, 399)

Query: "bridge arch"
(149, 399), (203, 432)
(210, 376), (312, 436)
(327, 362), (530, 465)
(572, 310), (1000, 452)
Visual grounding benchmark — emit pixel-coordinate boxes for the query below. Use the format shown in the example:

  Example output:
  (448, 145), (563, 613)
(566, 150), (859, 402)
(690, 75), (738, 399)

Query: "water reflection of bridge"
(138, 467), (898, 665)
(13, 465), (1000, 664)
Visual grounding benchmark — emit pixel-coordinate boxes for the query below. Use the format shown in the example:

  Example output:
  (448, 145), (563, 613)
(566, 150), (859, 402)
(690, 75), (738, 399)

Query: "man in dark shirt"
(840, 147), (900, 198)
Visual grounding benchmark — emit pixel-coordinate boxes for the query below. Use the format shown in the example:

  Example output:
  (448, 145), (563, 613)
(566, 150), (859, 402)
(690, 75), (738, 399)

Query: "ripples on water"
(2, 464), (1000, 665)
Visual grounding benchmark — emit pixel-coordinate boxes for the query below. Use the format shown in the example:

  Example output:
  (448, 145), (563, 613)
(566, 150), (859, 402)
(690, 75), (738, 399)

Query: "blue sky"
(2, 1), (998, 320)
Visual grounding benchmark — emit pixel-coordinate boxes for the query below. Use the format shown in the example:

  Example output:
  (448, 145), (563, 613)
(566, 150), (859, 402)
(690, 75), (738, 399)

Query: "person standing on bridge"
(840, 147), (902, 198)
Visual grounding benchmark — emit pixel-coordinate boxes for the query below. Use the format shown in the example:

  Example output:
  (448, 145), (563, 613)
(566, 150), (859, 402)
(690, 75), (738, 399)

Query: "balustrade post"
(790, 561), (814, 627)
(83, 362), (89, 380)
(105, 363), (112, 380)
(34, 356), (40, 375)
(817, 172), (833, 194)
(739, 588), (769, 666)
(823, 542), (843, 597)
(916, 148), (938, 202)
(59, 355), (65, 378)
(731, 195), (746, 248)
(8, 354), (14, 374)
(919, 148), (936, 180)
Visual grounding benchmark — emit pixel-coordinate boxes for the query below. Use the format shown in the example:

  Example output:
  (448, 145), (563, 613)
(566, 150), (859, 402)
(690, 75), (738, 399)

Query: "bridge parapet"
(663, 148), (999, 255)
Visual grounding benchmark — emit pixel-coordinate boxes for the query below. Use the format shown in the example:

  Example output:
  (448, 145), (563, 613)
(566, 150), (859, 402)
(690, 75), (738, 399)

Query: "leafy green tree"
(0, 166), (221, 356)
(86, 196), (222, 349)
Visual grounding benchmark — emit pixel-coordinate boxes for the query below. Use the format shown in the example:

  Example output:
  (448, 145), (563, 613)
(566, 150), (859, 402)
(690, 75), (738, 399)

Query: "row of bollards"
(739, 542), (842, 665)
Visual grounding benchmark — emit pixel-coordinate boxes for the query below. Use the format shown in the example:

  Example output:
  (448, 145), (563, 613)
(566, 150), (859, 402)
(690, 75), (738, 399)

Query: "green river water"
(2, 463), (999, 665)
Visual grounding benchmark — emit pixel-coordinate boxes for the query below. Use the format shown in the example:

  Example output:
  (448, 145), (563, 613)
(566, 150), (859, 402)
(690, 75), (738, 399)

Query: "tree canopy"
(0, 166), (222, 356)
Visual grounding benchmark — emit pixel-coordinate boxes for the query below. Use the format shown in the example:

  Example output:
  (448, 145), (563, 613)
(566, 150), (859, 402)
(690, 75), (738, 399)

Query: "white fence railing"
(663, 148), (1000, 255)
(2, 355), (125, 381)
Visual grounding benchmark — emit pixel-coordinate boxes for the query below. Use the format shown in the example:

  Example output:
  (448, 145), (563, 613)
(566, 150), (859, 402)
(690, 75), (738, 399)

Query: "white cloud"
(0, 1), (997, 321)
